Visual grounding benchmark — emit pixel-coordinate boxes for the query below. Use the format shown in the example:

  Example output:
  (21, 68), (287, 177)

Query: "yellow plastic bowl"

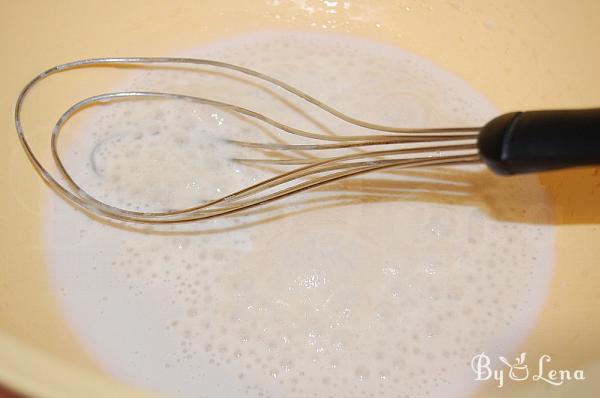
(1, 1), (599, 397)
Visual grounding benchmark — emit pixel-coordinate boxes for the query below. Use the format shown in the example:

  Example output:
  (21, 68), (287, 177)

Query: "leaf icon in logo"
(499, 353), (529, 381)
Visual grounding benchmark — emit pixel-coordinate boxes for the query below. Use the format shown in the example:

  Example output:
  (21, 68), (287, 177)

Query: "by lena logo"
(471, 352), (585, 388)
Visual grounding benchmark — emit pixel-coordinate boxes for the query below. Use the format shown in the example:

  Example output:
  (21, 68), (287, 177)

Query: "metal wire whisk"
(15, 57), (600, 223)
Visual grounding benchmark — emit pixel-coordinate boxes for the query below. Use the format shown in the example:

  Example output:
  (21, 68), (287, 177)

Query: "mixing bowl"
(1, 1), (599, 397)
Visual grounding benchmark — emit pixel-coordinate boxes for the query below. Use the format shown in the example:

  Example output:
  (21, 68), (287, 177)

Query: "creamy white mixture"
(44, 31), (555, 398)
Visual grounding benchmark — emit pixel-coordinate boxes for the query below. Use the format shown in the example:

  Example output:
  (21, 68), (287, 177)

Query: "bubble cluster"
(45, 31), (555, 398)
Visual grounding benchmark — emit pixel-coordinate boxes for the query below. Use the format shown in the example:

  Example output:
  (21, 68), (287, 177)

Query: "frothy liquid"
(45, 31), (554, 398)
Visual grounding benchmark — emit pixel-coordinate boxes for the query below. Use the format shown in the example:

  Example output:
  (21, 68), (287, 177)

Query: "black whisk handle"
(477, 108), (600, 175)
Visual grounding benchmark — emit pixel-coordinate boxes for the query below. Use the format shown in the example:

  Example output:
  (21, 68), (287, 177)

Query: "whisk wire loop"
(15, 57), (482, 223)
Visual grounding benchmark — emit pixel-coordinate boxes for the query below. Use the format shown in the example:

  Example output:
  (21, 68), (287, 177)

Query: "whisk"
(15, 57), (600, 223)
